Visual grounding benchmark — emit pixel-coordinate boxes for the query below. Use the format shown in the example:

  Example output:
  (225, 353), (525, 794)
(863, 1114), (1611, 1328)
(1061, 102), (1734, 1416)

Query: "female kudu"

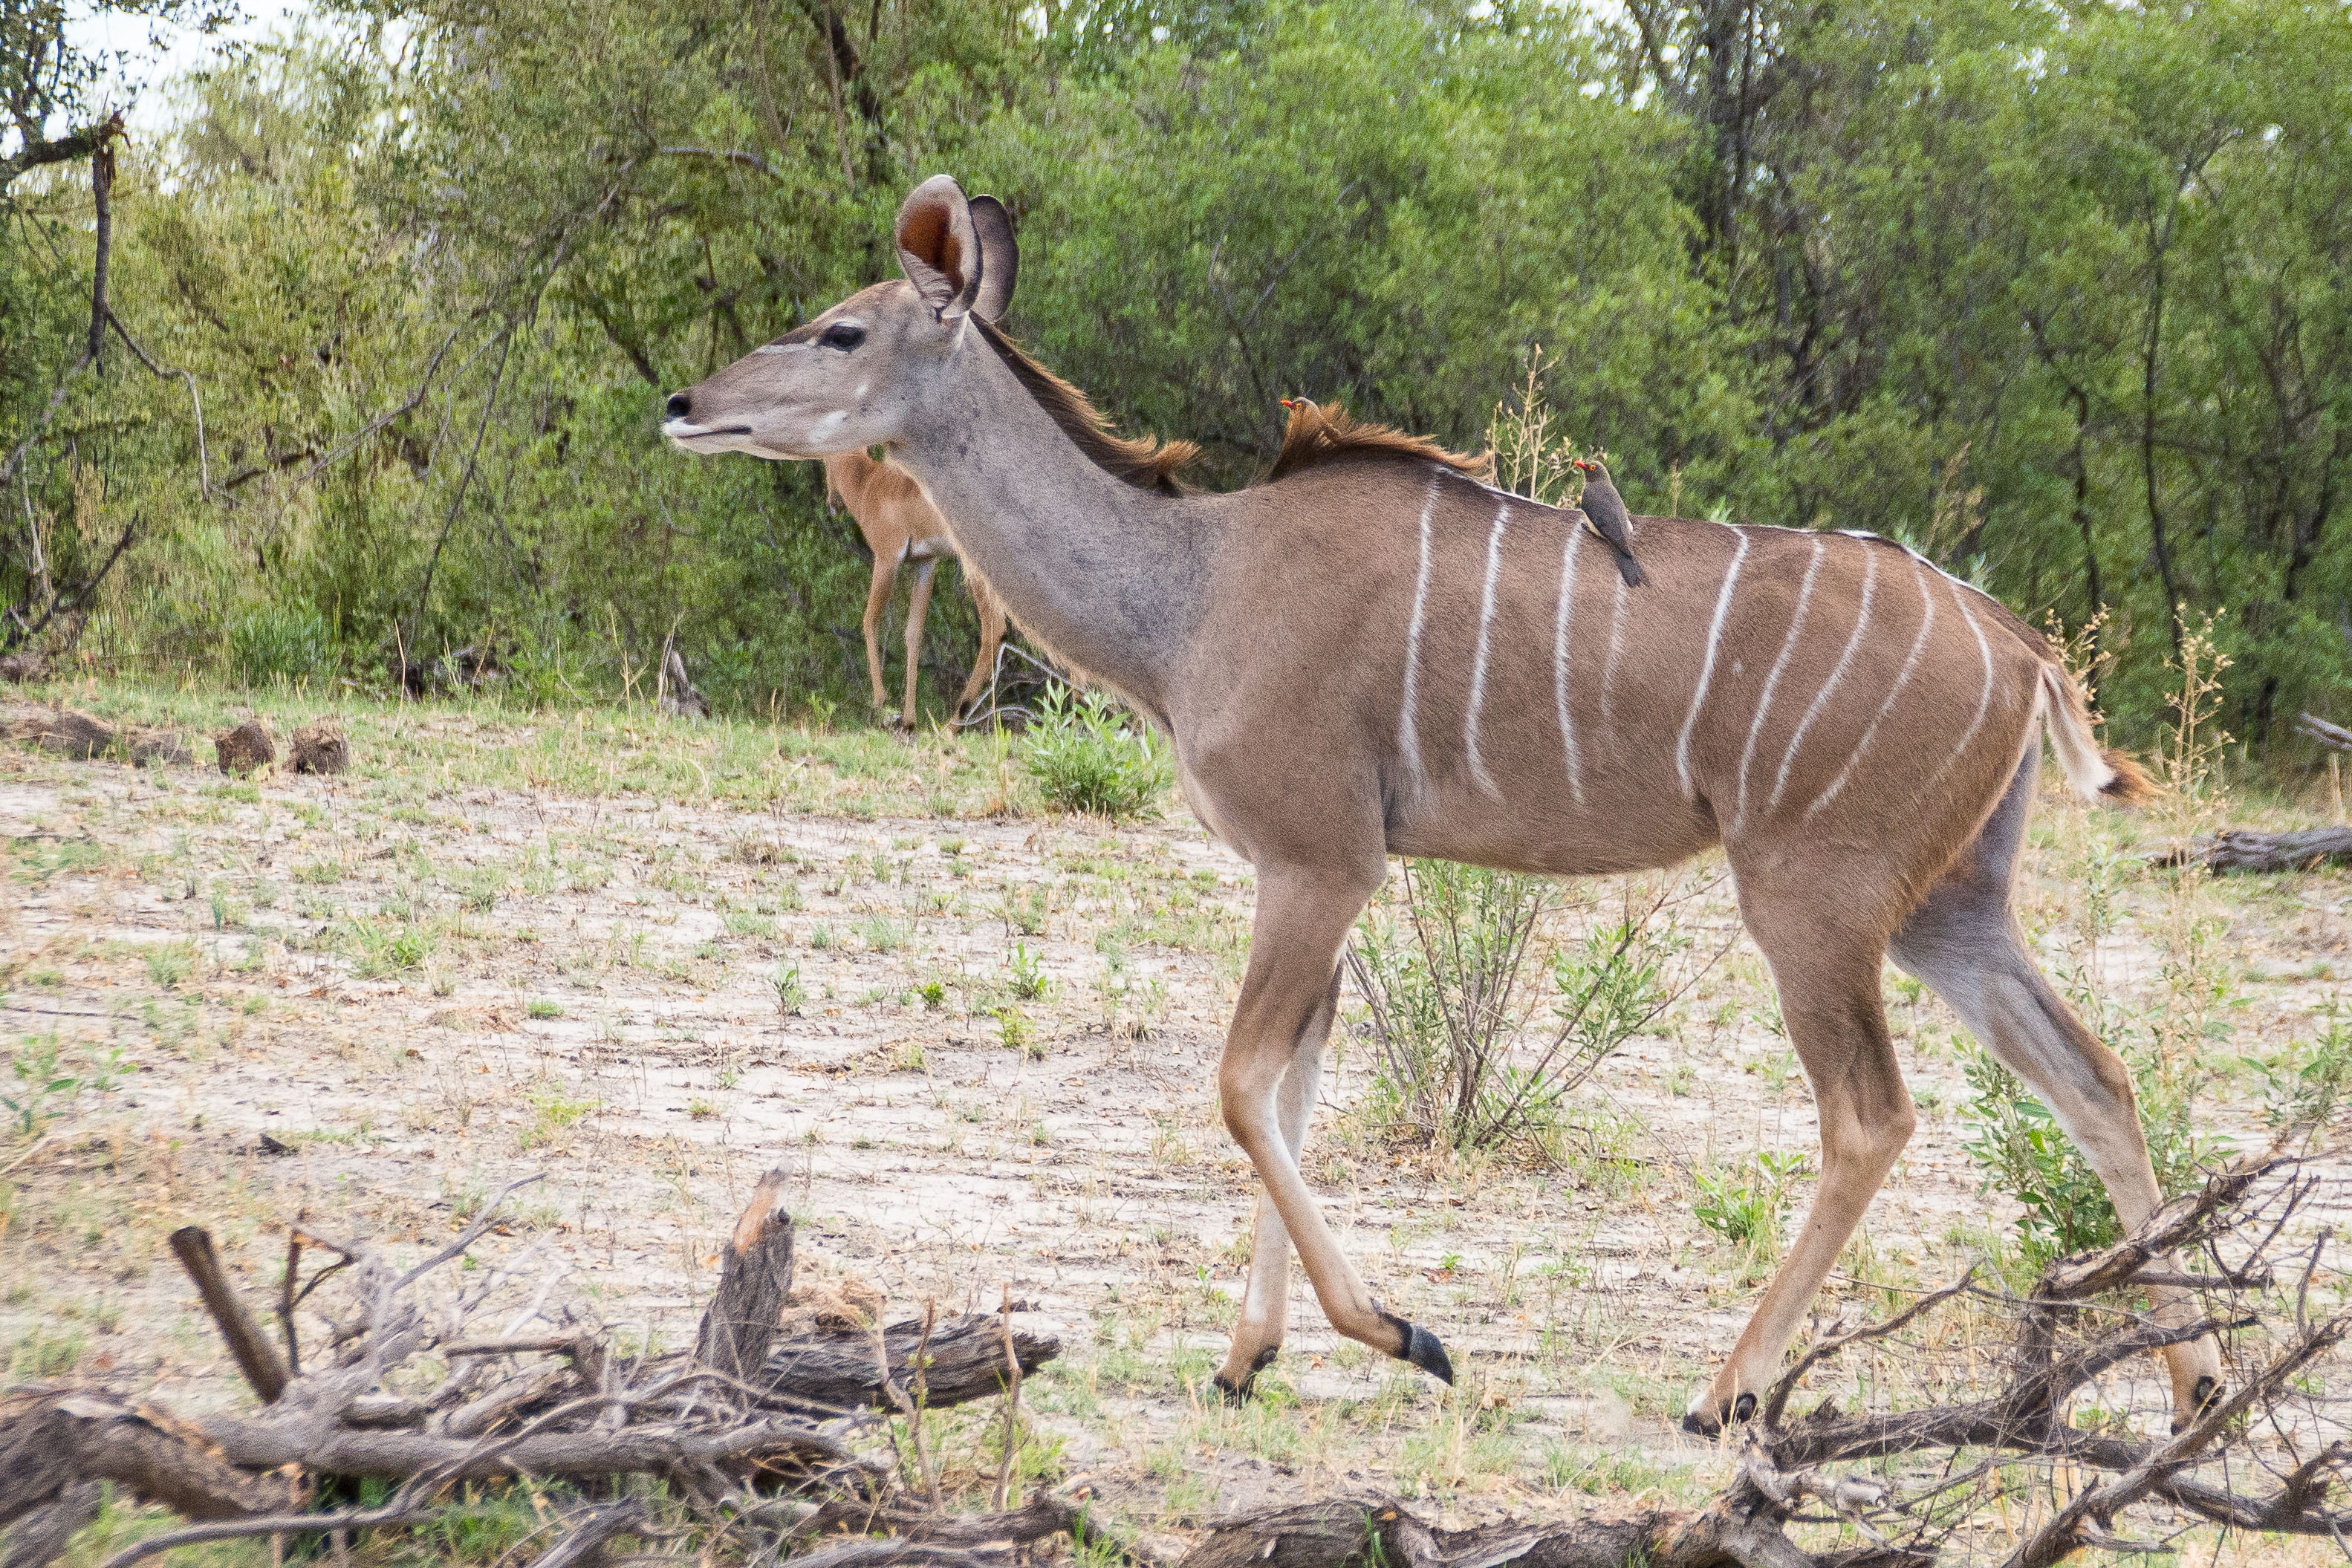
(663, 176), (2222, 1434)
(825, 450), (1009, 729)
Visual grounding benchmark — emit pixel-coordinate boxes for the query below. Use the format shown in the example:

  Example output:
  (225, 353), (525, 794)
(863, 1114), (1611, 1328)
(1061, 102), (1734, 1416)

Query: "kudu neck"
(886, 331), (1206, 717)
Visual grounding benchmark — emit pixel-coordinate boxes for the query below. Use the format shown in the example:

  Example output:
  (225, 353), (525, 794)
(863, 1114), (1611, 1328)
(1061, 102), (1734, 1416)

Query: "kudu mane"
(1264, 400), (1495, 485)
(975, 319), (1198, 494)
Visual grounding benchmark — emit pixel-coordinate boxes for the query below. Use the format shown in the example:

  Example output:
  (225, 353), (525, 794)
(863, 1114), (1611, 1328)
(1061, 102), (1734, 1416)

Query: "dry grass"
(2, 677), (2348, 1564)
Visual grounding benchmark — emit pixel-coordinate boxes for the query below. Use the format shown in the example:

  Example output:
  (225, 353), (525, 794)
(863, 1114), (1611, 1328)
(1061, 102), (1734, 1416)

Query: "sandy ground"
(4, 694), (2350, 1557)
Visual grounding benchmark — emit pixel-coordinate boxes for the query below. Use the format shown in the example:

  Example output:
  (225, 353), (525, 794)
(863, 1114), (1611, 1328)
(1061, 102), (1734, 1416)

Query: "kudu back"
(664, 175), (2221, 1433)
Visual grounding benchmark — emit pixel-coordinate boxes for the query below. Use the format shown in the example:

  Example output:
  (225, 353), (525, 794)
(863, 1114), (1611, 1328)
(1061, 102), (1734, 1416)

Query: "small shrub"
(2256, 1003), (2352, 1131)
(1022, 686), (1169, 817)
(1694, 1150), (1809, 1256)
(227, 603), (339, 686)
(773, 964), (805, 1015)
(1007, 942), (1050, 1001)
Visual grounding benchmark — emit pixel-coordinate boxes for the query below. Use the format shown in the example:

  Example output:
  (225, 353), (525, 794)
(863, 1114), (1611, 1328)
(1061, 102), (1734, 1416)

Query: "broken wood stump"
(695, 1167), (796, 1382)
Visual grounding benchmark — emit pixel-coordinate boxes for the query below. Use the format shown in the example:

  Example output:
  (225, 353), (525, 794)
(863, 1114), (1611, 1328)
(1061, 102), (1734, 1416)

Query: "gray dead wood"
(290, 718), (348, 774)
(533, 1500), (650, 1568)
(0, 1482), (98, 1568)
(697, 1167), (795, 1382)
(2148, 825), (2352, 873)
(1173, 1491), (1925, 1568)
(2, 704), (189, 766)
(0, 1393), (296, 1532)
(167, 1225), (290, 1403)
(762, 1312), (1059, 1410)
(197, 1412), (854, 1483)
(213, 719), (275, 775)
(2297, 712), (2352, 751)
(660, 648), (711, 718)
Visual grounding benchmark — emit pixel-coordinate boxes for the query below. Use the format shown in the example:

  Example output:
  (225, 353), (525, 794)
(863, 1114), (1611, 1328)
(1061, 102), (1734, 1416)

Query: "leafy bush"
(1021, 686), (1169, 818)
(1693, 1150), (1810, 1266)
(1347, 862), (1698, 1151)
(1960, 1043), (2220, 1267)
(227, 603), (340, 686)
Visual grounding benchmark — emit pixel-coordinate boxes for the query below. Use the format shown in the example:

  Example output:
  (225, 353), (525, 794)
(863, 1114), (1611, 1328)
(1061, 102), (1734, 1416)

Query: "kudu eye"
(664, 391), (692, 419)
(819, 322), (865, 352)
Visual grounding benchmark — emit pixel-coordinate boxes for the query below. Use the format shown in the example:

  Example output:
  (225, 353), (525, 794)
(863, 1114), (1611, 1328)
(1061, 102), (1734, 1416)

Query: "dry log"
(0, 1393), (297, 1532)
(198, 1411), (854, 1484)
(764, 1312), (1059, 1411)
(2, 704), (189, 766)
(2297, 712), (2352, 751)
(698, 1167), (795, 1382)
(212, 719), (274, 775)
(2149, 826), (2352, 873)
(0, 1482), (98, 1568)
(167, 1226), (289, 1403)
(1173, 1490), (1923, 1568)
(0, 653), (48, 684)
(534, 1500), (649, 1568)
(660, 648), (711, 718)
(290, 718), (348, 774)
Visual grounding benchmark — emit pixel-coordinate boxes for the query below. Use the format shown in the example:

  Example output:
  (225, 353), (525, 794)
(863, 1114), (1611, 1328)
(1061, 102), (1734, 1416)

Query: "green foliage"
(1348, 862), (1687, 1151)
(1007, 941), (1051, 1001)
(0, 0), (2345, 744)
(1021, 687), (1170, 818)
(1693, 1151), (1810, 1253)
(4, 1037), (131, 1139)
(226, 603), (340, 686)
(1960, 1044), (2218, 1267)
(2254, 1002), (2352, 1133)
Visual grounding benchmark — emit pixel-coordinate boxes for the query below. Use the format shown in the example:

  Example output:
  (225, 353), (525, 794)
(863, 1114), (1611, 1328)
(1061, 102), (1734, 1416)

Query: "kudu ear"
(967, 195), (1019, 323)
(895, 175), (981, 319)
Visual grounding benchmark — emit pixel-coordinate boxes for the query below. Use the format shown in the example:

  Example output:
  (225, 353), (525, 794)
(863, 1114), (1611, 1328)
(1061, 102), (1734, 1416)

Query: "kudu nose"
(664, 391), (692, 420)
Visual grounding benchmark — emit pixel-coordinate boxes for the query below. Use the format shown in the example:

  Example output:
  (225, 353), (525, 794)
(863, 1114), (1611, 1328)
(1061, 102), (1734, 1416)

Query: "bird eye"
(819, 322), (865, 352)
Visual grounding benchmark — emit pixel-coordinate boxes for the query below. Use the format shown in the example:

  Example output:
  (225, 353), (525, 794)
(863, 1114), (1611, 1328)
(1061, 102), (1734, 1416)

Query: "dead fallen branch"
(1173, 1154), (2349, 1568)
(1, 1170), (1063, 1568)
(1, 703), (190, 767)
(2148, 825), (2352, 874)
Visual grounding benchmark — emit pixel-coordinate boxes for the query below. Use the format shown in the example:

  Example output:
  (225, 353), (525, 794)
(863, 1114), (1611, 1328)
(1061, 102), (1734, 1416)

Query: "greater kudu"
(824, 449), (1007, 729)
(663, 175), (2221, 1434)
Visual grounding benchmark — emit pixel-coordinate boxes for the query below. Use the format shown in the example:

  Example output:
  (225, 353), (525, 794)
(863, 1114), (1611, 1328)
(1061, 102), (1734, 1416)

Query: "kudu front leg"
(1213, 866), (1453, 1396)
(1213, 967), (1336, 1400)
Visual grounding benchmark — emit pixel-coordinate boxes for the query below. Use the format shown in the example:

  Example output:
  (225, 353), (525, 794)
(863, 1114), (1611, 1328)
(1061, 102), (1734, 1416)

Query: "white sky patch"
(60, 0), (309, 137)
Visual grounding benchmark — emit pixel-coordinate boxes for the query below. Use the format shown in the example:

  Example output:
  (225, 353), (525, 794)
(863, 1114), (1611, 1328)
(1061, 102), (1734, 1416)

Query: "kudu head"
(662, 175), (1018, 461)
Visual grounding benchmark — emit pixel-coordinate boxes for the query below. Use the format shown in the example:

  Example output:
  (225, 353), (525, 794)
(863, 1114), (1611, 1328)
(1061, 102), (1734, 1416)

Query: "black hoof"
(1382, 1312), (1454, 1385)
(2171, 1374), (2222, 1433)
(1680, 1390), (1756, 1437)
(1211, 1346), (1279, 1404)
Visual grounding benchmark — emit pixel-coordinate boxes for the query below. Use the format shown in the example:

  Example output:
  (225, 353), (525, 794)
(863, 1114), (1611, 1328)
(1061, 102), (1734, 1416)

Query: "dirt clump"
(290, 718), (348, 774)
(214, 719), (276, 775)
(0, 651), (48, 683)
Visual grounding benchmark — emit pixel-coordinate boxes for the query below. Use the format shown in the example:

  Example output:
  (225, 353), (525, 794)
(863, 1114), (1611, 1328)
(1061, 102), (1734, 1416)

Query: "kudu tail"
(2037, 662), (2153, 806)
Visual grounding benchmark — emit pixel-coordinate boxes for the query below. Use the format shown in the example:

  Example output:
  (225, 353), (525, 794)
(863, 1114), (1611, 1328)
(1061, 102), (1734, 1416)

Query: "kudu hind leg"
(1215, 862), (1452, 1393)
(1213, 966), (1336, 1400)
(1689, 932), (1916, 1432)
(1890, 873), (2224, 1426)
(900, 559), (938, 728)
(951, 574), (1007, 729)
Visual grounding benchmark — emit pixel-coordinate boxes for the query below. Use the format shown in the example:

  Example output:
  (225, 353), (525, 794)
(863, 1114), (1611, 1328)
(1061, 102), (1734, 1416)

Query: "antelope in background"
(824, 450), (1007, 729)
(664, 176), (2223, 1434)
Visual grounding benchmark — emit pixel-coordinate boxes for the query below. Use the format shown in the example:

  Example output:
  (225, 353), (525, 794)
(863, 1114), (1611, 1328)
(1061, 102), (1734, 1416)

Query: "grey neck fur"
(884, 322), (1211, 715)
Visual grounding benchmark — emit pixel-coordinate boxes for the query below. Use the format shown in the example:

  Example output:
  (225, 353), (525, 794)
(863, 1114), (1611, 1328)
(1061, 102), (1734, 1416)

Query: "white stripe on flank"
(1553, 521), (1586, 805)
(1917, 574), (1998, 798)
(1771, 547), (1877, 809)
(1806, 557), (1938, 819)
(1676, 533), (1751, 800)
(1397, 475), (1443, 792)
(1601, 575), (1628, 732)
(1734, 535), (1825, 833)
(1464, 500), (1511, 796)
